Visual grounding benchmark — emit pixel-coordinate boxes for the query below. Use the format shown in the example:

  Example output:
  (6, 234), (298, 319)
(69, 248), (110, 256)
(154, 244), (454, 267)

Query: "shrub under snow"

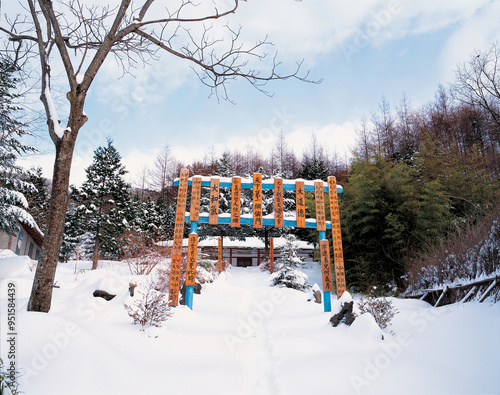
(271, 234), (309, 291)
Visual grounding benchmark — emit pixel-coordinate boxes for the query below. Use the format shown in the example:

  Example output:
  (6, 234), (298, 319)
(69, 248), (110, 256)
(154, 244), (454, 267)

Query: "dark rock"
(93, 289), (116, 301)
(330, 301), (356, 327)
(179, 282), (202, 305)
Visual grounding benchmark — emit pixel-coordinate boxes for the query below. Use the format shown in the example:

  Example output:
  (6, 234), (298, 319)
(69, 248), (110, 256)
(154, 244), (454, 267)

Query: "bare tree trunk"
(27, 133), (77, 312)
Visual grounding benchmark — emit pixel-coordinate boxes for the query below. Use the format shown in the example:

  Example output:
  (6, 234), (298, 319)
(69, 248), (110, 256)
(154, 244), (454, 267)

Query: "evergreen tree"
(300, 155), (328, 181)
(271, 234), (309, 291)
(70, 139), (131, 268)
(26, 167), (50, 234)
(0, 56), (37, 233)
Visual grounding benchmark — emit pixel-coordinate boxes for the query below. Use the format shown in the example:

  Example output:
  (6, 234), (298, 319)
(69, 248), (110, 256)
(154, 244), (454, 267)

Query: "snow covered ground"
(1, 253), (499, 395)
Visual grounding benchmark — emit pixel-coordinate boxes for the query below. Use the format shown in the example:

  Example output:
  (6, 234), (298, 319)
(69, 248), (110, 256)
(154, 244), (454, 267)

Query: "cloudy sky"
(11, 0), (500, 185)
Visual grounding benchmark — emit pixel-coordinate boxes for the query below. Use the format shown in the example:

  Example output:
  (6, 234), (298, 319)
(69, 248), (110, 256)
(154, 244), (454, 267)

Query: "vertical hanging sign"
(296, 181), (306, 228)
(186, 233), (198, 286)
(319, 239), (333, 292)
(231, 177), (241, 227)
(209, 178), (220, 225)
(218, 236), (223, 273)
(314, 181), (326, 231)
(328, 176), (346, 298)
(168, 169), (189, 306)
(269, 237), (274, 274)
(274, 178), (284, 228)
(189, 176), (202, 222)
(253, 173), (263, 228)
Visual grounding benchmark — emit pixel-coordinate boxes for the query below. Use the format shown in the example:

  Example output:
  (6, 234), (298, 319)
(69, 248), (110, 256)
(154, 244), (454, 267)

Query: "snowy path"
(2, 259), (500, 395)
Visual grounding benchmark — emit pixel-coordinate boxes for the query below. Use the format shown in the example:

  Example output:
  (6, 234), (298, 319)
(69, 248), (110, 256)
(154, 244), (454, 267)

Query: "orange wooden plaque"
(328, 176), (346, 298)
(186, 233), (198, 287)
(274, 178), (284, 228)
(168, 169), (190, 306)
(319, 239), (333, 292)
(296, 181), (306, 228)
(253, 173), (263, 228)
(168, 255), (182, 305)
(218, 236), (223, 273)
(231, 177), (241, 227)
(209, 178), (220, 225)
(189, 176), (202, 222)
(269, 237), (274, 274)
(314, 181), (326, 231)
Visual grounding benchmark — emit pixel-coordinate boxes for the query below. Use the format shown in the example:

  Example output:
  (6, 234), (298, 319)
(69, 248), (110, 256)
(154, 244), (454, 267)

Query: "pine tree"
(0, 56), (37, 234)
(26, 167), (50, 234)
(70, 139), (131, 268)
(271, 234), (309, 291)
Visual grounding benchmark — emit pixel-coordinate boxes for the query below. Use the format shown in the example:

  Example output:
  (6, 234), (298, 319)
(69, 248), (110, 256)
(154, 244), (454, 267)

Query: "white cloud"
(438, 1), (500, 82)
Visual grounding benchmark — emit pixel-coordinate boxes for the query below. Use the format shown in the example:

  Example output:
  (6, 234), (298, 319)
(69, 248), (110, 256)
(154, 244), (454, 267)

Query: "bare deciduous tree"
(452, 42), (500, 129)
(1, 0), (314, 312)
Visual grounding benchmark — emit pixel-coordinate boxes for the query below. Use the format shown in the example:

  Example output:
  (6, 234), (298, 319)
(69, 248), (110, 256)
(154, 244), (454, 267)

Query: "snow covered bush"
(123, 283), (172, 330)
(271, 234), (309, 291)
(407, 212), (500, 293)
(357, 296), (398, 330)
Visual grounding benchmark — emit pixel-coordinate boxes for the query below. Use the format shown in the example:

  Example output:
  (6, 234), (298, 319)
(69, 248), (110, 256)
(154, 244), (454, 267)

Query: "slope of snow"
(0, 255), (499, 395)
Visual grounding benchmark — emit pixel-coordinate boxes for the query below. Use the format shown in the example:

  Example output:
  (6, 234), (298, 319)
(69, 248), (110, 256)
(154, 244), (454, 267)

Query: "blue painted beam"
(182, 214), (332, 229)
(173, 178), (343, 194)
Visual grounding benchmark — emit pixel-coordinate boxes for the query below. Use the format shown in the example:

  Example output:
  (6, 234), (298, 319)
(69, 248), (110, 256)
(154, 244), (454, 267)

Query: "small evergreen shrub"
(357, 296), (398, 330)
(271, 234), (310, 292)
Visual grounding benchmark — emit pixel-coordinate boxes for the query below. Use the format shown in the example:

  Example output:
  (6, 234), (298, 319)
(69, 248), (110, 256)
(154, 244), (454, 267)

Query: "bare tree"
(1, 0), (314, 312)
(148, 145), (177, 195)
(452, 42), (500, 129)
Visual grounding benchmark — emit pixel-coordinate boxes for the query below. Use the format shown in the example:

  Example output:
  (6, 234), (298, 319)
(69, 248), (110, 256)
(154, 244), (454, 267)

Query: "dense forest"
(3, 44), (499, 295)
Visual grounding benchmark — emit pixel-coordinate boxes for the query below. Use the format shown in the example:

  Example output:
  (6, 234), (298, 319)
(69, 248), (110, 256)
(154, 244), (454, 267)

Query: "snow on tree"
(69, 139), (131, 268)
(0, 56), (37, 234)
(271, 234), (309, 291)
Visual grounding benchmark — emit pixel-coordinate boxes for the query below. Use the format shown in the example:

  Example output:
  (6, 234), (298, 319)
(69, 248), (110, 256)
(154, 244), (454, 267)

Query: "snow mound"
(349, 312), (386, 341)
(331, 290), (353, 315)
(0, 253), (34, 278)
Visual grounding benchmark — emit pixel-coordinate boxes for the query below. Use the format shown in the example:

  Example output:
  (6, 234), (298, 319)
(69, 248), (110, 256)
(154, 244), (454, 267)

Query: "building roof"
(158, 236), (314, 250)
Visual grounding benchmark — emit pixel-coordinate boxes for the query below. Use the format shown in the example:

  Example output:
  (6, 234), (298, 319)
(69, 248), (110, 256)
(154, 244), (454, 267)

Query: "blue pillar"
(318, 230), (331, 312)
(186, 221), (198, 310)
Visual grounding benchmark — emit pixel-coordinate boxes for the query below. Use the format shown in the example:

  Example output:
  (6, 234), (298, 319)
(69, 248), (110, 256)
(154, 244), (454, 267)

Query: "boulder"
(93, 289), (116, 301)
(179, 281), (202, 305)
(330, 300), (356, 327)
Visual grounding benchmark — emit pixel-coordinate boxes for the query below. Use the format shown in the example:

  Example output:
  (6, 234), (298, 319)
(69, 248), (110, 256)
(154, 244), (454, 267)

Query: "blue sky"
(13, 0), (500, 185)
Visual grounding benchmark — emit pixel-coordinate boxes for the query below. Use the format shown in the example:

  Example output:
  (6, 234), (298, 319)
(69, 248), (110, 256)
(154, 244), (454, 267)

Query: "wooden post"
(274, 178), (284, 228)
(168, 169), (189, 307)
(218, 236), (223, 273)
(328, 176), (346, 299)
(296, 181), (306, 228)
(270, 237), (274, 274)
(189, 176), (202, 222)
(209, 178), (220, 225)
(253, 173), (263, 228)
(185, 233), (198, 310)
(231, 176), (241, 227)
